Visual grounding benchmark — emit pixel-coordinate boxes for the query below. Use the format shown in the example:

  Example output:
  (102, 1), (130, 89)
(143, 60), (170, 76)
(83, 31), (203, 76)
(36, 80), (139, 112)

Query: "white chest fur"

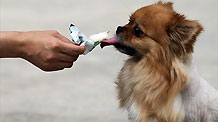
(127, 102), (140, 122)
(126, 95), (185, 122)
(181, 65), (218, 122)
(124, 64), (218, 122)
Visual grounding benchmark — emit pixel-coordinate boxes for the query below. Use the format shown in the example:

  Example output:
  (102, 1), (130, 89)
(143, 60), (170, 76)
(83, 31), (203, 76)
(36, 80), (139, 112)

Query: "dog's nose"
(116, 26), (125, 34)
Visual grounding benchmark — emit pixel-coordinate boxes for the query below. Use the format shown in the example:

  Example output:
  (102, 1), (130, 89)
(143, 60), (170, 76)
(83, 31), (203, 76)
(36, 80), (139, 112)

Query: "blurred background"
(0, 0), (217, 122)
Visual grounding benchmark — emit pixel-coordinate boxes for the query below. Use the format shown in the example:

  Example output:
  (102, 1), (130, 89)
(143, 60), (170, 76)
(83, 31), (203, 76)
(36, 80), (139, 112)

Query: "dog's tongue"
(100, 37), (118, 48)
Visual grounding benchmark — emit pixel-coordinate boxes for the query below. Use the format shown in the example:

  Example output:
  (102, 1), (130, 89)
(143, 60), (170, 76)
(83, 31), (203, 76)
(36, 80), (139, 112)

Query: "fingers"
(39, 51), (79, 71)
(41, 62), (74, 72)
(51, 31), (85, 56)
(43, 52), (79, 71)
(51, 61), (74, 70)
(57, 53), (79, 62)
(58, 61), (74, 68)
(59, 42), (85, 56)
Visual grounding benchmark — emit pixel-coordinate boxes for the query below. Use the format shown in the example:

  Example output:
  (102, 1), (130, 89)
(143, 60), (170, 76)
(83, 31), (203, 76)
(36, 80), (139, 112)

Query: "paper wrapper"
(69, 24), (109, 55)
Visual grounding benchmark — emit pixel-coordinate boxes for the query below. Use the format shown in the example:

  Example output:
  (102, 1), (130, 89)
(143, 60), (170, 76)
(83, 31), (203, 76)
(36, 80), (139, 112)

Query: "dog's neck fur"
(117, 52), (194, 122)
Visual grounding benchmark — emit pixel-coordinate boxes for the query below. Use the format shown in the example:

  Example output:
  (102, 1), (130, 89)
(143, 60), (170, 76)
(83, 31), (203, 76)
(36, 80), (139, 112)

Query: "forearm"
(0, 31), (25, 58)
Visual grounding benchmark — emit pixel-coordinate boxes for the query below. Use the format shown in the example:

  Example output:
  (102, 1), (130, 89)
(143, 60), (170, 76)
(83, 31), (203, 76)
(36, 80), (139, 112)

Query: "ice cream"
(69, 24), (110, 55)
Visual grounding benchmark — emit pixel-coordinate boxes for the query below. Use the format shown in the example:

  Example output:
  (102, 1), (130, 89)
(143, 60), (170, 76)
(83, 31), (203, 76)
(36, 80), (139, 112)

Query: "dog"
(101, 1), (218, 122)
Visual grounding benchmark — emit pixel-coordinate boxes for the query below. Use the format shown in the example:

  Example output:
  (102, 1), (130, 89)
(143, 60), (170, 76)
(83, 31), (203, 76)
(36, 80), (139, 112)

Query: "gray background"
(0, 0), (217, 122)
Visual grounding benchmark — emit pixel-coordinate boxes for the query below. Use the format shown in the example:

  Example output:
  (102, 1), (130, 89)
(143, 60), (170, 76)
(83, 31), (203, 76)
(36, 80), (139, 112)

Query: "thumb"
(59, 42), (85, 56)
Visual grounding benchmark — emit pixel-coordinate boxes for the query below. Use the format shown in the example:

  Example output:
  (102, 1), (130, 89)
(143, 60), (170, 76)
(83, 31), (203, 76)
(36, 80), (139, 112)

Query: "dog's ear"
(167, 13), (203, 57)
(156, 1), (173, 10)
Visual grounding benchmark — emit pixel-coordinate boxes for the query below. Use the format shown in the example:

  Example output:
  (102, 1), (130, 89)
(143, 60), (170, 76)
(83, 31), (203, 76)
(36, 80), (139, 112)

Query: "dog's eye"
(134, 25), (143, 37)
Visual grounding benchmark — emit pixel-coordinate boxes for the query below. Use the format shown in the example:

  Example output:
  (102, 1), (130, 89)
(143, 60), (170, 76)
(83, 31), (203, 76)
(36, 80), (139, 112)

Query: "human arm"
(0, 31), (85, 71)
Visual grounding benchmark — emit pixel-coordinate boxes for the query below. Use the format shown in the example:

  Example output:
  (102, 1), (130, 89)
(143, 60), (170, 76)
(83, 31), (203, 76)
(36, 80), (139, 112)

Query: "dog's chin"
(114, 42), (137, 56)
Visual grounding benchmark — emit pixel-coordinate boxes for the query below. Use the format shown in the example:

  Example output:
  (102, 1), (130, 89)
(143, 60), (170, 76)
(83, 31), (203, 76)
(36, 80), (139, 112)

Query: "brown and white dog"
(101, 1), (218, 122)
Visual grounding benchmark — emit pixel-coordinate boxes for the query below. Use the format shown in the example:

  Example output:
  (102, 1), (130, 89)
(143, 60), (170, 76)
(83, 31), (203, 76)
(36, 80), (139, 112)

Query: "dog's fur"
(114, 1), (218, 122)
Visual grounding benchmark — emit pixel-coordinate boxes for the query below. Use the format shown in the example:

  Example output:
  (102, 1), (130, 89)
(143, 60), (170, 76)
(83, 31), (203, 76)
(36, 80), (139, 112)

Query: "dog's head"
(114, 1), (203, 58)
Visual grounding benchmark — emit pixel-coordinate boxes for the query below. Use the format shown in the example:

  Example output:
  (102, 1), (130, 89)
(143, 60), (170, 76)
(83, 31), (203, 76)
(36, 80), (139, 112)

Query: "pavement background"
(0, 0), (217, 122)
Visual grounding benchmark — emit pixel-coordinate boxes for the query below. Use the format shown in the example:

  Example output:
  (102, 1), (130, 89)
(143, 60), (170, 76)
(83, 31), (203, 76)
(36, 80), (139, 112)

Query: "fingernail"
(80, 46), (85, 50)
(81, 46), (85, 53)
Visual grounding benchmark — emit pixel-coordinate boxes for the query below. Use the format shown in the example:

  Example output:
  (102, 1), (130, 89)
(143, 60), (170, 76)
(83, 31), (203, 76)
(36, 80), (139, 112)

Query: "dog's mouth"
(101, 37), (137, 56)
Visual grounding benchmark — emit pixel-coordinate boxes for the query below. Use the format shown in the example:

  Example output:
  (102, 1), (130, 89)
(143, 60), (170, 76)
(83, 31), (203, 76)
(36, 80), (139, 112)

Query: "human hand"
(19, 30), (85, 71)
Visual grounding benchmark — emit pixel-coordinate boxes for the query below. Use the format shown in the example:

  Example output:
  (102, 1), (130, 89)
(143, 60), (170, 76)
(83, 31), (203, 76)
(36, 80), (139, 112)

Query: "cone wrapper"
(69, 24), (109, 55)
